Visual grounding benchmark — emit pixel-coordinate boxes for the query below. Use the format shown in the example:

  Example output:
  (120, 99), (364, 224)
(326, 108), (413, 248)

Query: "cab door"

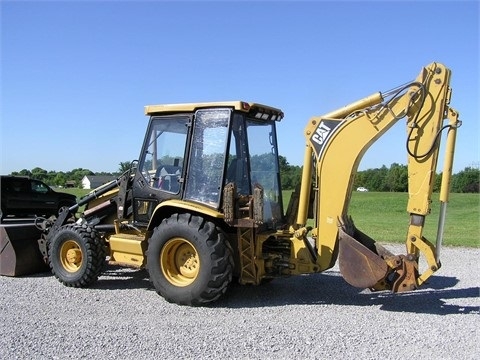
(133, 115), (190, 224)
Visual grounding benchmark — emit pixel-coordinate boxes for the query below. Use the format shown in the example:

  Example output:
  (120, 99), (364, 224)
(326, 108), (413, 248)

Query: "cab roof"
(144, 101), (284, 121)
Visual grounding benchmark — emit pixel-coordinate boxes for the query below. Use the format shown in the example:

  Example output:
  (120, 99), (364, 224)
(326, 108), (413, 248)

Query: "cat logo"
(310, 119), (342, 156)
(312, 122), (332, 146)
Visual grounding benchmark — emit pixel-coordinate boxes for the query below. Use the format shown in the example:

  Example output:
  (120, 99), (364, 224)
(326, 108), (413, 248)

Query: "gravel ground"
(1, 244), (478, 360)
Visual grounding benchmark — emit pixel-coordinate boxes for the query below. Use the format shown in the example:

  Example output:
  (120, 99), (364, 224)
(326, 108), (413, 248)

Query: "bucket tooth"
(0, 222), (49, 276)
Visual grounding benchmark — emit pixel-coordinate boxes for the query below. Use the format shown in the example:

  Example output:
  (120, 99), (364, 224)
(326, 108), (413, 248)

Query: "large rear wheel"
(48, 224), (106, 287)
(147, 213), (233, 306)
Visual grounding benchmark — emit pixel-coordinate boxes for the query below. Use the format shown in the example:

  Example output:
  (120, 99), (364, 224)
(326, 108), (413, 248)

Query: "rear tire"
(48, 224), (106, 287)
(147, 213), (233, 306)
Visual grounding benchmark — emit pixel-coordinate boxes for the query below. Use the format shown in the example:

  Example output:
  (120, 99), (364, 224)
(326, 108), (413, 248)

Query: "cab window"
(139, 116), (189, 194)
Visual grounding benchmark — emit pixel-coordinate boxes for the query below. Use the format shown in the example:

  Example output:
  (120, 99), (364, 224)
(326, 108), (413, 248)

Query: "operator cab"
(133, 101), (285, 230)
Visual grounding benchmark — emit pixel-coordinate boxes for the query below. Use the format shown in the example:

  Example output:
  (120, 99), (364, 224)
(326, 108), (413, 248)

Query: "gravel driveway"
(1, 244), (478, 359)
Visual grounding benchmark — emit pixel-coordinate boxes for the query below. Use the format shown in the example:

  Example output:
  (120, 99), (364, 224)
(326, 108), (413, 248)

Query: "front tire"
(147, 213), (233, 306)
(48, 224), (106, 287)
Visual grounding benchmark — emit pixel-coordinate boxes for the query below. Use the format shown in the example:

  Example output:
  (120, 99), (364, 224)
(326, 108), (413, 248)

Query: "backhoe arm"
(295, 62), (460, 291)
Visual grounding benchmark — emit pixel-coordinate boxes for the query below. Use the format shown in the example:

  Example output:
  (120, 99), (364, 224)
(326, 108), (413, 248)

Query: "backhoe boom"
(295, 62), (460, 291)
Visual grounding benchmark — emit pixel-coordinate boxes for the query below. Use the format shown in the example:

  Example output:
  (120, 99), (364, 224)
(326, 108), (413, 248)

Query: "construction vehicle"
(0, 62), (460, 306)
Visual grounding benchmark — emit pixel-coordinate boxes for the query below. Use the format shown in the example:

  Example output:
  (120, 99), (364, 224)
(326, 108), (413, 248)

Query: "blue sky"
(1, 0), (478, 175)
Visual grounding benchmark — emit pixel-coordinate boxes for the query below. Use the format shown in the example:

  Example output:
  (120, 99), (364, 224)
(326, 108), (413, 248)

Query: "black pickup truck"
(1, 176), (76, 219)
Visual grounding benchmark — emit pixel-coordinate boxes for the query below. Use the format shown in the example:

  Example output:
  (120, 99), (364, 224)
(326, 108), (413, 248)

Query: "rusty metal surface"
(0, 220), (49, 276)
(392, 255), (419, 292)
(222, 183), (235, 225)
(338, 227), (388, 289)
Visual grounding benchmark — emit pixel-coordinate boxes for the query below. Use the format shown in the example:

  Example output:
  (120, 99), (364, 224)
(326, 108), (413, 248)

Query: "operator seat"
(155, 165), (181, 192)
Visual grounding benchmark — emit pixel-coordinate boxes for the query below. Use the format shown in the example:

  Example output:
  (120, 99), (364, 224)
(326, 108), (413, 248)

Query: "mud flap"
(0, 221), (49, 276)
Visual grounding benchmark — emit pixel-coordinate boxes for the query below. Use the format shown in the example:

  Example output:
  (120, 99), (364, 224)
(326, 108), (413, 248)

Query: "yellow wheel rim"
(161, 238), (199, 287)
(59, 240), (83, 272)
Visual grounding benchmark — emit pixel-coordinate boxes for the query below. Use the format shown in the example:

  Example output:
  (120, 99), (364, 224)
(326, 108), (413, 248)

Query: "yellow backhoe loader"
(0, 62), (460, 306)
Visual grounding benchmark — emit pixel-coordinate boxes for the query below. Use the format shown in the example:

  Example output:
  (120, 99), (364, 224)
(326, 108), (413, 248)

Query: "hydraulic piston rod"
(436, 108), (460, 262)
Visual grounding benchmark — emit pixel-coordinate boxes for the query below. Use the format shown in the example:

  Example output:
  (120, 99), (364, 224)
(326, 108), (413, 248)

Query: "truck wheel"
(48, 224), (105, 287)
(147, 213), (233, 306)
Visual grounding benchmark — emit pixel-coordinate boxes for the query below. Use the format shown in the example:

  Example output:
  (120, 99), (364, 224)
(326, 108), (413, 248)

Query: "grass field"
(348, 192), (479, 248)
(62, 188), (90, 199)
(284, 191), (479, 248)
(63, 188), (479, 248)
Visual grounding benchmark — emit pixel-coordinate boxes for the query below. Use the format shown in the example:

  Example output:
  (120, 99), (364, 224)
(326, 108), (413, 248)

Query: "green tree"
(385, 163), (408, 192)
(10, 169), (32, 177)
(358, 166), (389, 191)
(353, 171), (367, 189)
(451, 167), (480, 193)
(279, 155), (302, 190)
(52, 172), (67, 187)
(119, 161), (133, 174)
(31, 167), (48, 182)
(433, 172), (443, 192)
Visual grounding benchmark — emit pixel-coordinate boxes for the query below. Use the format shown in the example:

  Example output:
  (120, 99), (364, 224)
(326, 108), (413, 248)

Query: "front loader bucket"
(0, 221), (49, 276)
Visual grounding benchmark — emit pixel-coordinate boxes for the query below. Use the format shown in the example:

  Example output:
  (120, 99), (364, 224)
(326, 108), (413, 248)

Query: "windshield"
(184, 109), (230, 207)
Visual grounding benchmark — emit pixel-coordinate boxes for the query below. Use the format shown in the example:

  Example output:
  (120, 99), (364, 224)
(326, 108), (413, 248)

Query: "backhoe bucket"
(338, 218), (399, 290)
(0, 221), (49, 276)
